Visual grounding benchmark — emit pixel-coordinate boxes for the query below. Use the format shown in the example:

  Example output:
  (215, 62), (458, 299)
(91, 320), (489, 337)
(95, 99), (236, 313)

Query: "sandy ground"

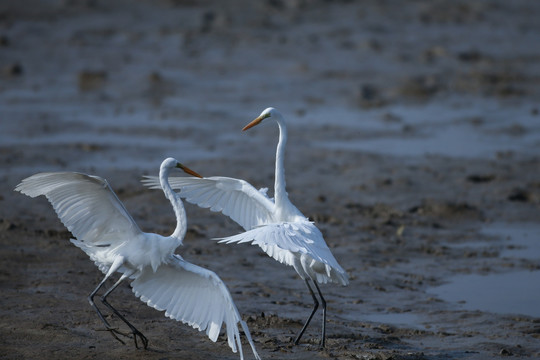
(1, 1), (540, 359)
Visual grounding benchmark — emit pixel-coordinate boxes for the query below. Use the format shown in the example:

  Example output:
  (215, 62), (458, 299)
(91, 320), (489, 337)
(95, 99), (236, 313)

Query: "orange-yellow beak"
(176, 163), (203, 178)
(242, 116), (264, 131)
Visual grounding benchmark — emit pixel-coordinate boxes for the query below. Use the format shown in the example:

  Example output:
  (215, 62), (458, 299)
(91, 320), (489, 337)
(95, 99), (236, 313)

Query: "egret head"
(162, 157), (203, 178)
(243, 107), (281, 131)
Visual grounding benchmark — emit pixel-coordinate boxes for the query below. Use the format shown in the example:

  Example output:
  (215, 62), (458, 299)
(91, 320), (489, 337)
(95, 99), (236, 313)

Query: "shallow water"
(429, 222), (540, 317)
(4, 96), (539, 177)
(315, 100), (540, 159)
(427, 270), (540, 317)
(482, 222), (540, 261)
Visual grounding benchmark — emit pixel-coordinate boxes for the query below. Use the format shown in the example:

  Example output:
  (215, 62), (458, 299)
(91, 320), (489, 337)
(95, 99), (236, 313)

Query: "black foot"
(132, 328), (149, 350)
(98, 325), (148, 349)
(99, 325), (131, 345)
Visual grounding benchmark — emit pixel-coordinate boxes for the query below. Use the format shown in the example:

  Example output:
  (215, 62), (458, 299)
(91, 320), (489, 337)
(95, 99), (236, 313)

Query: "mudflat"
(1, 1), (539, 359)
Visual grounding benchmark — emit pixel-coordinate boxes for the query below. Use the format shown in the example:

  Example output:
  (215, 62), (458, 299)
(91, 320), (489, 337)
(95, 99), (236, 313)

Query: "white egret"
(143, 108), (349, 348)
(15, 158), (261, 360)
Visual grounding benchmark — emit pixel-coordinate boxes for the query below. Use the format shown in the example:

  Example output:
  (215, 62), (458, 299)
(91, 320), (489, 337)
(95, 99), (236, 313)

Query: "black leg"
(313, 281), (327, 349)
(294, 279), (319, 345)
(88, 275), (129, 345)
(100, 273), (149, 349)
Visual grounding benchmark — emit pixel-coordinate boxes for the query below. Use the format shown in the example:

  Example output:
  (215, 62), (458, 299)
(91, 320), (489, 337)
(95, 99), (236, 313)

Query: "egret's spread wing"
(143, 176), (275, 230)
(131, 254), (260, 359)
(15, 172), (142, 245)
(218, 221), (345, 273)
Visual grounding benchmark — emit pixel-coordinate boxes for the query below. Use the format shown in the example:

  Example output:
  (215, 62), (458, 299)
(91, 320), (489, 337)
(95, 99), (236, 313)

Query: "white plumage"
(15, 158), (260, 360)
(143, 174), (347, 287)
(132, 254), (257, 355)
(143, 108), (349, 348)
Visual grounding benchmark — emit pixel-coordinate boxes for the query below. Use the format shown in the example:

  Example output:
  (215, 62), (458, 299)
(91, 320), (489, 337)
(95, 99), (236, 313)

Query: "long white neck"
(274, 117), (289, 208)
(160, 166), (187, 242)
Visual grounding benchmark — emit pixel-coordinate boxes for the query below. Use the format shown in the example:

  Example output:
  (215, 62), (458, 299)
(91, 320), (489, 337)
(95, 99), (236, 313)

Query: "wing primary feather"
(141, 175), (161, 189)
(130, 256), (260, 359)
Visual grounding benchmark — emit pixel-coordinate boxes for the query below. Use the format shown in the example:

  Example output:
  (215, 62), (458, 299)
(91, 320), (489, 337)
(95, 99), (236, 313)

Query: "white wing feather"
(131, 254), (260, 360)
(16, 173), (263, 358)
(15, 172), (142, 247)
(142, 176), (275, 230)
(217, 221), (348, 285)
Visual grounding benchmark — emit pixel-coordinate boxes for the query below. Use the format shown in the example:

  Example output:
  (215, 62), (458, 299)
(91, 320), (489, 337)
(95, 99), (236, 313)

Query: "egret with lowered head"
(15, 158), (261, 360)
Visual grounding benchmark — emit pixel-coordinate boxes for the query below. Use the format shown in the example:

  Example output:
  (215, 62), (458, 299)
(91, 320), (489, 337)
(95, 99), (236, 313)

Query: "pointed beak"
(242, 116), (264, 131)
(176, 163), (203, 178)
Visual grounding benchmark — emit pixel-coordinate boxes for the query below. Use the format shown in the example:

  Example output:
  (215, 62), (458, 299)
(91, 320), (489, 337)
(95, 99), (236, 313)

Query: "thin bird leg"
(88, 274), (129, 345)
(101, 272), (149, 350)
(313, 281), (327, 349)
(294, 279), (319, 345)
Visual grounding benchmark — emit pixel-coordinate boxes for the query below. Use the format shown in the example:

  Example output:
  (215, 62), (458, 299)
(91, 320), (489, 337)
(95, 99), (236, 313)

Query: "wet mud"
(1, 1), (540, 359)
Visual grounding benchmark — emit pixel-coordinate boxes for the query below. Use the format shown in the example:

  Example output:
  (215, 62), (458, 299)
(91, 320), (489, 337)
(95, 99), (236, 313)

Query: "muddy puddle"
(430, 222), (540, 318)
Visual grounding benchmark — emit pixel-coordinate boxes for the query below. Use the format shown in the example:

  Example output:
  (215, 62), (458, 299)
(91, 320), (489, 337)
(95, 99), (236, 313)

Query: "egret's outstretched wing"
(217, 221), (349, 286)
(15, 172), (142, 246)
(143, 176), (275, 230)
(132, 254), (261, 360)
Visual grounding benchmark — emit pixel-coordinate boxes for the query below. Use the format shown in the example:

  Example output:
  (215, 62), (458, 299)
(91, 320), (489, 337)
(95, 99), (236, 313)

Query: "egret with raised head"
(143, 109), (349, 348)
